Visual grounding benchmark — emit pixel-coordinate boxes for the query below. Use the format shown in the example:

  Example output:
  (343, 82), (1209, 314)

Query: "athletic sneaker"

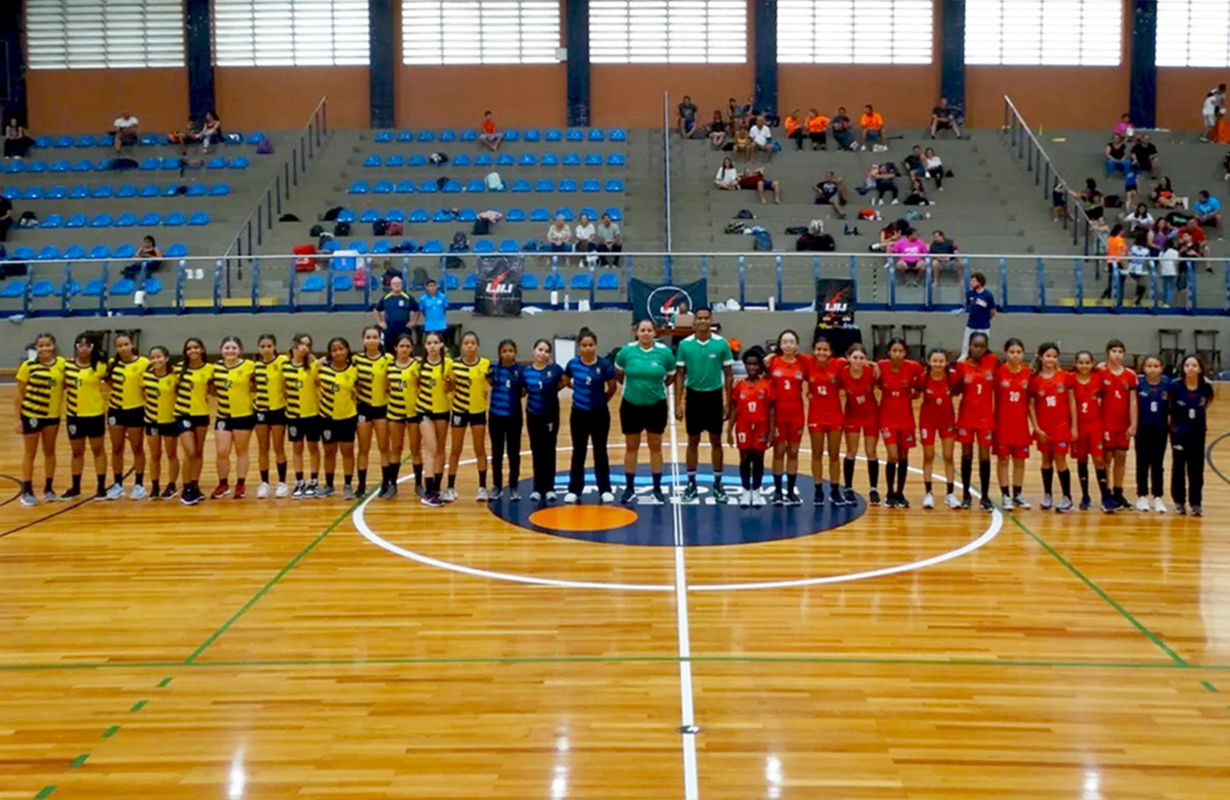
(488, 488), (502, 502)
(885, 494), (900, 509)
(442, 487), (458, 503)
(945, 493), (961, 509)
(960, 494), (972, 510)
(1040, 494), (1054, 510)
(1116, 495), (1132, 511)
(620, 487), (636, 505)
(19, 492), (37, 507)
(681, 483), (699, 502)
(275, 482), (290, 499)
(922, 491), (935, 509)
(1055, 497), (1074, 513)
(1134, 496), (1150, 512)
(376, 485), (390, 500)
(1101, 497), (1117, 514)
(600, 491), (615, 504)
(546, 491), (558, 503)
(342, 487), (355, 501)
(1192, 505), (1203, 517)
(385, 484), (399, 500)
(210, 484), (231, 500)
(61, 488), (82, 501)
(739, 491), (751, 509)
(129, 484), (147, 501)
(415, 483), (425, 497)
(256, 482), (271, 499)
(233, 483), (247, 500)
(43, 489), (59, 504)
(1013, 495), (1031, 510)
(752, 492), (767, 507)
(420, 493), (444, 508)
(785, 490), (802, 506)
(509, 490), (522, 502)
(564, 492), (579, 504)
(1001, 494), (1014, 511)
(1153, 497), (1167, 514)
(1079, 496), (1092, 511)
(291, 482), (305, 499)
(897, 495), (911, 509)
(180, 486), (203, 506)
(316, 486), (335, 499)
(160, 486), (178, 501)
(1175, 504), (1187, 515)
(772, 489), (784, 506)
(868, 488), (881, 506)
(106, 483), (125, 500)
(814, 490), (827, 507)
(530, 491), (542, 503)
(980, 497), (994, 512)
(713, 484), (728, 504)
(476, 487), (489, 502)
(304, 484), (319, 498)
(842, 487), (858, 505)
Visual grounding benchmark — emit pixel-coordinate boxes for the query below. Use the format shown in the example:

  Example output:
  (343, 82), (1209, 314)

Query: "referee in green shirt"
(674, 307), (734, 503)
(614, 318), (677, 505)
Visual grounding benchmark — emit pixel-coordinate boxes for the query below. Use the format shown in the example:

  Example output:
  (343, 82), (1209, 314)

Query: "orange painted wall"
(27, 68), (189, 133)
(779, 65), (938, 128)
(590, 64), (753, 128)
(966, 66), (1131, 129)
(1157, 69), (1223, 131)
(215, 67), (369, 130)
(396, 65), (567, 127)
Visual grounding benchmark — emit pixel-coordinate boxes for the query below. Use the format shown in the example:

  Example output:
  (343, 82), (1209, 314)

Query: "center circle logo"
(644, 285), (695, 326)
(488, 465), (865, 547)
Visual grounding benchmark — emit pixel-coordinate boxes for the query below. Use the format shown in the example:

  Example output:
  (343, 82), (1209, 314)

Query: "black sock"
(652, 472), (662, 491)
(296, 471), (304, 483)
(391, 463), (401, 482)
(843, 458), (856, 488)
(114, 472), (123, 486)
(788, 472), (797, 493)
(773, 473), (783, 492)
(448, 472), (456, 490)
(740, 459), (752, 490)
(1000, 485), (1009, 497)
(897, 458), (908, 493)
(1114, 487), (1125, 502)
(236, 477), (245, 488)
(1058, 469), (1072, 499)
(751, 454), (765, 488)
(1013, 485), (1023, 499)
(626, 470), (636, 490)
(358, 468), (368, 492)
(687, 468), (697, 486)
(979, 460), (991, 497)
(261, 469), (270, 484)
(44, 477), (54, 493)
(1096, 468), (1109, 499)
(72, 474), (82, 493)
(885, 462), (897, 493)
(217, 478), (229, 488)
(868, 459), (879, 489)
(425, 476), (435, 495)
(1042, 467), (1054, 496)
(414, 464), (424, 487)
(1077, 462), (1090, 497)
(960, 458), (972, 497)
(21, 480), (32, 494)
(326, 474), (335, 489)
(344, 474), (352, 488)
(946, 481), (954, 495)
(435, 473), (443, 493)
(277, 462), (288, 482)
(310, 472), (318, 483)
(134, 472), (143, 487)
(478, 470), (487, 489)
(97, 475), (106, 493)
(152, 480), (161, 496)
(924, 480), (933, 494)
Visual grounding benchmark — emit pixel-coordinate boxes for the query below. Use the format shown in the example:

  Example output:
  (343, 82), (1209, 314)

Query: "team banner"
(473, 255), (524, 316)
(629, 278), (709, 326)
(816, 278), (856, 327)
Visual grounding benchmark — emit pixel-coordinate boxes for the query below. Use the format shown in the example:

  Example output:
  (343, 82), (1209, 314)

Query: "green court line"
(1202, 680), (1219, 693)
(157, 677), (172, 688)
(68, 754), (88, 769)
(33, 786), (55, 799)
(1008, 513), (1189, 667)
(100, 725), (119, 739)
(130, 700), (146, 712)
(1206, 431), (1230, 486)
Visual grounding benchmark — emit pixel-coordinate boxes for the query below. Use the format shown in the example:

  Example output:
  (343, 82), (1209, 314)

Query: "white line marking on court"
(667, 391), (701, 800)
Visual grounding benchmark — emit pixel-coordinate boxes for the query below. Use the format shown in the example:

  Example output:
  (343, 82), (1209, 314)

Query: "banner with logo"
(629, 279), (709, 326)
(815, 278), (856, 327)
(474, 255), (523, 316)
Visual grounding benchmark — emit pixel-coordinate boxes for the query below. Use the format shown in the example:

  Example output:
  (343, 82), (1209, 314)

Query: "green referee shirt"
(615, 342), (677, 406)
(676, 333), (734, 392)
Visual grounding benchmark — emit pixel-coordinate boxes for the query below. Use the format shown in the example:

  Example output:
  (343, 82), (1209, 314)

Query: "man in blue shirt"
(1193, 190), (1222, 231)
(962, 272), (996, 358)
(418, 279), (449, 348)
(373, 274), (419, 354)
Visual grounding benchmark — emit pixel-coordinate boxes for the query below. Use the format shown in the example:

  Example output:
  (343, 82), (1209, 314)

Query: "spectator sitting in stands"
(805, 108), (829, 150)
(813, 171), (848, 218)
(870, 162), (901, 205)
(737, 166), (781, 205)
(929, 230), (959, 277)
(1126, 230), (1151, 305)
(189, 111), (222, 153)
(111, 110), (139, 153)
(903, 145), (924, 176)
(1131, 134), (1158, 172)
(4, 118), (33, 159)
(574, 213), (597, 254)
(727, 97), (745, 128)
(1121, 202), (1154, 233)
(748, 115), (774, 162)
(732, 124), (753, 162)
(784, 109), (804, 150)
(923, 147), (944, 190)
(714, 156), (740, 189)
(891, 228), (928, 282)
(831, 107), (854, 151)
(678, 96), (699, 139)
(1151, 176), (1189, 210)
(1181, 217), (1210, 270)
(1201, 84), (1225, 143)
(596, 212), (622, 267)
(547, 215), (573, 252)
(1148, 217), (1175, 251)
(1105, 135), (1131, 176)
(122, 236), (163, 279)
(870, 220), (904, 252)
(930, 98), (962, 139)
(860, 104), (886, 150)
(1073, 178), (1106, 225)
(1193, 190), (1222, 232)
(904, 174), (933, 206)
(708, 111), (728, 149)
(479, 111), (504, 151)
(1113, 112), (1136, 141)
(0, 192), (13, 241)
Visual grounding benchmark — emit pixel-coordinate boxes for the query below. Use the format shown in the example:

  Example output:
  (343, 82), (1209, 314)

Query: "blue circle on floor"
(487, 465), (865, 547)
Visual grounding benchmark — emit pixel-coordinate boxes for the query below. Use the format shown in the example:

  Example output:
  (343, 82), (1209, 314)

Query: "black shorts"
(451, 411), (488, 428)
(287, 416), (322, 443)
(215, 414), (255, 432)
(146, 421), (179, 438)
(388, 410), (422, 424)
(108, 407), (144, 428)
(421, 411), (450, 422)
(256, 408), (287, 426)
(620, 399), (668, 436)
(357, 402), (388, 423)
(67, 414), (106, 440)
(685, 388), (725, 437)
(177, 414), (210, 434)
(21, 416), (59, 434)
(322, 415), (358, 444)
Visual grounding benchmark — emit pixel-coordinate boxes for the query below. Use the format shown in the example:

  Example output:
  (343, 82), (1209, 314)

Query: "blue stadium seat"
(540, 153), (559, 166)
(499, 239), (520, 253)
(114, 244), (137, 259)
(440, 129), (457, 142)
(186, 184), (207, 197)
(302, 275), (325, 293)
(139, 133), (161, 146)
(580, 206), (599, 220)
(165, 244), (188, 258)
(463, 274), (478, 290)
(546, 129), (563, 142)
(453, 154), (471, 167)
(442, 180), (462, 193)
(12, 246), (36, 260)
(110, 278), (136, 296)
(138, 212), (163, 226)
(349, 181), (370, 194)
(409, 209), (429, 223)
(90, 213), (114, 228)
(395, 180), (415, 194)
(461, 129), (478, 142)
(143, 277), (163, 295)
(51, 159), (72, 173)
(524, 129), (541, 142)
(163, 212), (187, 227)
(40, 214), (63, 229)
(320, 240), (341, 253)
(337, 209), (357, 223)
(521, 273), (539, 289)
(605, 179), (625, 192)
(363, 155), (381, 167)
(555, 207), (574, 221)
(418, 180), (438, 193)
(475, 154), (493, 166)
(37, 246), (60, 261)
(27, 160), (49, 173)
(34, 135), (52, 148)
(444, 274), (459, 291)
(607, 153), (626, 166)
(588, 129), (605, 141)
(386, 154), (404, 167)
(421, 240), (444, 254)
(245, 132), (267, 144)
(544, 273), (565, 290)
(115, 213), (137, 228)
(585, 153), (603, 166)
(375, 130), (393, 143)
(69, 185), (90, 199)
(139, 158), (160, 171)
(160, 157), (181, 170)
(373, 181), (394, 194)
(506, 208), (526, 222)
(512, 180), (531, 193)
(4, 161), (25, 174)
(351, 241), (369, 254)
(77, 135), (97, 147)
(206, 157), (227, 170)
(139, 184), (160, 197)
(230, 157), (249, 169)
(465, 179), (485, 193)
(30, 279), (53, 297)
(188, 212), (210, 226)
(89, 245), (112, 259)
(0, 280), (27, 298)
(116, 184), (137, 198)
(372, 241), (392, 254)
(332, 274), (352, 292)
(397, 130), (414, 143)
(80, 279), (105, 297)
(57, 279), (81, 297)
(535, 179), (554, 192)
(567, 129), (584, 142)
(54, 135), (75, 148)
(610, 128), (627, 142)
(530, 207), (550, 222)
(458, 208), (477, 222)
(504, 128), (520, 142)
(474, 240), (495, 254)
(559, 179), (578, 193)
(67, 214), (88, 228)
(570, 273), (593, 290)
(20, 187), (43, 200)
(408, 155), (427, 167)
(63, 245), (86, 260)
(582, 180), (601, 193)
(162, 185), (181, 197)
(417, 131), (435, 142)
(563, 153), (581, 166)
(517, 153), (537, 167)
(497, 153), (514, 166)
(432, 209), (452, 222)
(604, 207), (622, 221)
(386, 209), (405, 222)
(208, 183), (231, 196)
(360, 209), (380, 224)
(597, 272), (619, 290)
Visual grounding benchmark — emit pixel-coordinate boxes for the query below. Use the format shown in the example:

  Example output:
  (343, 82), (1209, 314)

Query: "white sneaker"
(129, 484), (147, 500)
(1014, 495), (1031, 510)
(476, 487), (489, 502)
(1153, 497), (1167, 514)
(922, 491), (935, 509)
(1001, 494), (1015, 511)
(530, 491), (542, 502)
(752, 492), (766, 507)
(1040, 494), (1054, 510)
(1134, 496), (1150, 512)
(945, 493), (961, 509)
(106, 483), (125, 500)
(275, 482), (290, 498)
(546, 491), (557, 502)
(564, 492), (579, 504)
(600, 491), (615, 504)
(442, 487), (458, 503)
(256, 482), (271, 499)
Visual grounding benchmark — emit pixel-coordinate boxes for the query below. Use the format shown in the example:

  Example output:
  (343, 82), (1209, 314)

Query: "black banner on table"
(629, 278), (709, 326)
(816, 278), (856, 327)
(474, 255), (523, 317)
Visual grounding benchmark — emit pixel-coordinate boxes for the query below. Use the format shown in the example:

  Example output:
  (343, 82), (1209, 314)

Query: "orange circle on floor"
(529, 505), (639, 532)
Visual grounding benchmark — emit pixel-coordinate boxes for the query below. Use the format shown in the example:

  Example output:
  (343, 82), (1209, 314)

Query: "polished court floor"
(2, 384), (1229, 799)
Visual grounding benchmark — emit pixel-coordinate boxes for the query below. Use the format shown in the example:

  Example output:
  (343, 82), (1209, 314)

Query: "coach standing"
(373, 275), (418, 354)
(419, 278), (450, 349)
(674, 306), (734, 503)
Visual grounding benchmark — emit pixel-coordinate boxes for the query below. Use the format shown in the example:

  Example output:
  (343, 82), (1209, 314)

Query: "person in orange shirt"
(860, 103), (886, 149)
(784, 109), (804, 150)
(806, 108), (830, 150)
(479, 110), (503, 152)
(1102, 223), (1128, 302)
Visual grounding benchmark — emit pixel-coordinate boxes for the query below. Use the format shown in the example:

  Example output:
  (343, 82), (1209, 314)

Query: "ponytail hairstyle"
(886, 336), (907, 358)
(360, 325), (382, 355)
(34, 332), (58, 357)
(420, 330), (445, 364)
(578, 327), (597, 347)
(219, 335), (244, 363)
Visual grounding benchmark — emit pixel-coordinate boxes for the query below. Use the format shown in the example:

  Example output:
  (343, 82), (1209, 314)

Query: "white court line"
(666, 390), (700, 800)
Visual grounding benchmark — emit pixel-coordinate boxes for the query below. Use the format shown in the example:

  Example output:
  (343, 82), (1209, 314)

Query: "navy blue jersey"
(966, 288), (996, 329)
(489, 362), (524, 418)
(1136, 376), (1170, 429)
(1168, 380), (1213, 436)
(566, 357), (615, 413)
(522, 363), (564, 417)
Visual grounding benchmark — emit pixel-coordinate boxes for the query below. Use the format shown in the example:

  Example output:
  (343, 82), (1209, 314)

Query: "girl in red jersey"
(917, 348), (961, 510)
(768, 330), (807, 505)
(877, 338), (924, 508)
(1028, 342), (1078, 513)
(805, 336), (845, 506)
(1097, 339), (1138, 509)
(727, 346), (774, 509)
(993, 338), (1032, 510)
(840, 343), (880, 505)
(955, 331), (999, 511)
(1070, 350), (1112, 512)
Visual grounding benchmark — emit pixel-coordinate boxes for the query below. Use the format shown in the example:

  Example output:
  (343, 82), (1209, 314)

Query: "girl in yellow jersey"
(105, 332), (149, 500)
(253, 334), (289, 499)
(64, 333), (110, 500)
(15, 332), (66, 506)
(415, 330), (454, 507)
(353, 325), (393, 497)
(175, 337), (215, 505)
(384, 332), (422, 500)
(445, 331), (492, 502)
(318, 336), (360, 499)
(211, 336), (257, 500)
(284, 333), (323, 498)
(142, 346), (180, 500)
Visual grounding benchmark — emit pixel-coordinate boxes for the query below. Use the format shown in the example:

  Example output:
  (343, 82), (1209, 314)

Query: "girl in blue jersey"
(522, 338), (565, 503)
(563, 328), (618, 504)
(488, 339), (525, 502)
(1133, 354), (1169, 513)
(1168, 355), (1214, 517)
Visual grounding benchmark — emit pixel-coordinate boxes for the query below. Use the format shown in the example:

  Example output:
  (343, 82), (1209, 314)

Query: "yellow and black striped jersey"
(253, 354), (288, 412)
(142, 368), (179, 425)
(16, 356), (67, 419)
(387, 360), (419, 421)
(414, 358), (454, 415)
(352, 351), (393, 406)
(283, 359), (320, 419)
(317, 363), (359, 420)
(212, 359), (255, 419)
(64, 360), (109, 418)
(451, 357), (492, 414)
(175, 363), (216, 418)
(107, 356), (149, 410)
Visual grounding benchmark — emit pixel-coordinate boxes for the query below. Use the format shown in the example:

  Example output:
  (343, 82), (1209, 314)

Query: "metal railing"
(3, 250), (1228, 319)
(1002, 95), (1105, 258)
(663, 90), (673, 255)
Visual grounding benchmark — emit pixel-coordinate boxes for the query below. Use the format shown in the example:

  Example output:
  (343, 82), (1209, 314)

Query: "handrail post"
(267, 188), (273, 231)
(257, 204), (263, 248)
(1149, 257), (1159, 313)
(99, 261), (109, 315)
(664, 253), (672, 284)
(774, 254), (782, 308)
(288, 260), (298, 311)
(1036, 257), (1045, 312)
(624, 254), (632, 296)
(213, 259), (223, 313)
(21, 270), (31, 317)
(1186, 261), (1196, 314)
(888, 257), (897, 309)
(812, 254), (820, 288)
(251, 257), (261, 312)
(327, 257), (335, 311)
(1225, 259), (1230, 313)
(588, 260), (596, 308)
(276, 176), (282, 216)
(61, 261), (72, 315)
(175, 260), (185, 314)
(1074, 258), (1084, 313)
(924, 256), (933, 310)
(1111, 262), (1121, 311)
(700, 254), (708, 281)
(849, 255), (858, 310)
(737, 254), (746, 308)
(999, 257), (1009, 310)
(136, 261), (151, 316)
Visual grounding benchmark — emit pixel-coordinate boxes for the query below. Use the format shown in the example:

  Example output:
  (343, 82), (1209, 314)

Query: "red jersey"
(1030, 370), (1074, 440)
(1071, 373), (1106, 430)
(732, 377), (774, 450)
(768, 357), (807, 421)
(1097, 365), (1136, 432)
(994, 364), (1033, 447)
(840, 365), (878, 425)
(917, 369), (959, 430)
(806, 356), (846, 426)
(876, 359), (923, 430)
(956, 353), (999, 430)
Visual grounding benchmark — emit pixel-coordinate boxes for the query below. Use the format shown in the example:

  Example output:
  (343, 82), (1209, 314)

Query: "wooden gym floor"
(2, 383), (1230, 799)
